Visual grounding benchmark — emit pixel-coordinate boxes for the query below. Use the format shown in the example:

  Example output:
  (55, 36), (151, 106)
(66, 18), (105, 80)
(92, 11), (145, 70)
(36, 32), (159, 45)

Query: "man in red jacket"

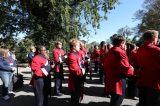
(67, 39), (85, 106)
(136, 30), (160, 106)
(105, 35), (134, 106)
(53, 41), (65, 96)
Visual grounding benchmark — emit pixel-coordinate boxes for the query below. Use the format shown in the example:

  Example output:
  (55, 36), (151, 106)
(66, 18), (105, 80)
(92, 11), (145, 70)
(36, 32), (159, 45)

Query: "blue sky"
(80, 0), (144, 43)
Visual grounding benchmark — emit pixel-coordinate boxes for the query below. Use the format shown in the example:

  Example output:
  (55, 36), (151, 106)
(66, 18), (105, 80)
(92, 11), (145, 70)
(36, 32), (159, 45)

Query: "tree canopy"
(135, 0), (160, 34)
(117, 25), (133, 39)
(0, 0), (119, 47)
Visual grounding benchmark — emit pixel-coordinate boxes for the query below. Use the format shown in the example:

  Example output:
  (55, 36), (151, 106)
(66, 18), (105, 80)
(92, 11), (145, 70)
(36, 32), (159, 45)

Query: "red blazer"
(81, 47), (87, 57)
(30, 55), (49, 87)
(100, 47), (105, 65)
(67, 50), (83, 91)
(131, 50), (139, 76)
(31, 55), (48, 77)
(136, 43), (160, 91)
(78, 50), (84, 60)
(78, 50), (85, 65)
(93, 48), (100, 62)
(53, 48), (65, 72)
(105, 46), (134, 95)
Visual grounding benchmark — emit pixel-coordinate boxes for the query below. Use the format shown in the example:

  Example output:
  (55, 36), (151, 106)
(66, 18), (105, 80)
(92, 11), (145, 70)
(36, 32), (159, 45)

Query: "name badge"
(10, 63), (13, 66)
(59, 57), (62, 63)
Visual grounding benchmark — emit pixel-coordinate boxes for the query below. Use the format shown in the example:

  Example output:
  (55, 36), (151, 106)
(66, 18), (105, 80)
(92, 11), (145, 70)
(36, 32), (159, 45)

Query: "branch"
(69, 0), (87, 7)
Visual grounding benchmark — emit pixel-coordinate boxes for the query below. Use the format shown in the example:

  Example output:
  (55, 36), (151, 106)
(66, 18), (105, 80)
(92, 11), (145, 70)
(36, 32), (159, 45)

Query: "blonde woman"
(67, 39), (85, 106)
(0, 48), (16, 100)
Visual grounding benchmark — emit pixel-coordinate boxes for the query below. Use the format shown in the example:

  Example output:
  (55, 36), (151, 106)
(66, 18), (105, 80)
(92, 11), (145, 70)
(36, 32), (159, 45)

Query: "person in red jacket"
(79, 41), (86, 66)
(67, 39), (85, 106)
(99, 41), (106, 84)
(103, 43), (113, 97)
(80, 41), (87, 58)
(31, 46), (54, 106)
(105, 35), (134, 106)
(93, 45), (100, 73)
(126, 43), (139, 100)
(136, 30), (160, 106)
(52, 41), (65, 96)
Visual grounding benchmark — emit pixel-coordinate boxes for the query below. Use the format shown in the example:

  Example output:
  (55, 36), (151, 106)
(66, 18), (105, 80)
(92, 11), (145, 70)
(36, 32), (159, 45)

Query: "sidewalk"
(0, 67), (138, 106)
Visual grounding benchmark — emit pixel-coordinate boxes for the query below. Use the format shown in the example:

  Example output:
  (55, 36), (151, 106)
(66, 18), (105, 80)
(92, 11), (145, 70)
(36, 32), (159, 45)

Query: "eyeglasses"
(40, 50), (46, 51)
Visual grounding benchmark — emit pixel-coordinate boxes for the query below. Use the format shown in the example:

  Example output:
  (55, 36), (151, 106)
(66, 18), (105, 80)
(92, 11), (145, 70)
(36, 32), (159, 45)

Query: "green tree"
(16, 38), (35, 63)
(0, 35), (17, 50)
(86, 41), (99, 51)
(117, 25), (133, 39)
(0, 0), (119, 47)
(134, 0), (160, 33)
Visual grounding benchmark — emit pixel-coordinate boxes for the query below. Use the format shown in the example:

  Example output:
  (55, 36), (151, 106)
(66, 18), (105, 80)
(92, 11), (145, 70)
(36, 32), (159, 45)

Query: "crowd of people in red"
(1, 30), (160, 106)
(29, 30), (160, 106)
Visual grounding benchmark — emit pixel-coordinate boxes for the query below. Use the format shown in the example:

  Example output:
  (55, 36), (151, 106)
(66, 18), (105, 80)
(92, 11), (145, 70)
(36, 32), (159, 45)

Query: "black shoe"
(99, 82), (104, 85)
(106, 94), (111, 98)
(103, 92), (111, 98)
(55, 93), (63, 96)
(89, 77), (92, 80)
(133, 96), (139, 100)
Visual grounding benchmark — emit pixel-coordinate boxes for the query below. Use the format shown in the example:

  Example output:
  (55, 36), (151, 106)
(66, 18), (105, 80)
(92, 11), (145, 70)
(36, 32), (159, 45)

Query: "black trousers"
(54, 72), (63, 94)
(139, 87), (160, 106)
(99, 65), (104, 83)
(70, 91), (81, 106)
(94, 61), (99, 73)
(110, 79), (126, 106)
(2, 85), (8, 96)
(34, 76), (50, 106)
(110, 93), (124, 106)
(70, 75), (84, 106)
(84, 63), (90, 82)
(127, 77), (138, 98)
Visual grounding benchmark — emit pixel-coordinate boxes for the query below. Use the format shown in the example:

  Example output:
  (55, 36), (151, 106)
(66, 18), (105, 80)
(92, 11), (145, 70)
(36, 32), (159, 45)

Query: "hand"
(11, 67), (16, 71)
(51, 64), (55, 68)
(44, 55), (50, 60)
(81, 60), (84, 64)
(131, 66), (134, 71)
(64, 55), (67, 58)
(28, 63), (31, 67)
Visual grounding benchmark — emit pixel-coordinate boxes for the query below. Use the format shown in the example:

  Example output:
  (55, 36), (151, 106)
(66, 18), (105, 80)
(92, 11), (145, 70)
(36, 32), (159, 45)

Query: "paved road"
(0, 66), (138, 106)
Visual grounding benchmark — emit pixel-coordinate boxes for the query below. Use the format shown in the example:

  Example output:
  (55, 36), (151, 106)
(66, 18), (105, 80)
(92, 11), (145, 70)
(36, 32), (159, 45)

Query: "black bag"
(13, 74), (24, 90)
(12, 64), (24, 91)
